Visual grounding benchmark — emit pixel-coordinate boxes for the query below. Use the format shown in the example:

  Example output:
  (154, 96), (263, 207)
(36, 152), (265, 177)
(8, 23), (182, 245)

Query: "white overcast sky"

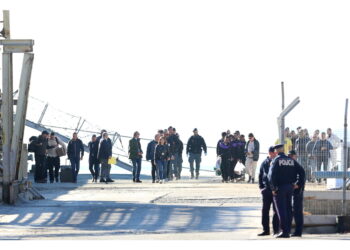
(2, 0), (350, 153)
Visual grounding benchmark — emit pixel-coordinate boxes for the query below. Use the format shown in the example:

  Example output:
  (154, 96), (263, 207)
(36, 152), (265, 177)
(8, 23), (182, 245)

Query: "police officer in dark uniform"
(268, 144), (305, 238)
(257, 146), (279, 236)
(288, 150), (306, 237)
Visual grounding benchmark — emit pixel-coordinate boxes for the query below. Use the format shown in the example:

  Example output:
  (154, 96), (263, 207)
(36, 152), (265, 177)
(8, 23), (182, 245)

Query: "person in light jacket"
(47, 132), (66, 183)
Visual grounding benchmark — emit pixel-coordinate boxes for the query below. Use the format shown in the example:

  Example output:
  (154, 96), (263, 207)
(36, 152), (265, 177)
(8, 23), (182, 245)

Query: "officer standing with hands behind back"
(257, 146), (279, 237)
(268, 144), (305, 238)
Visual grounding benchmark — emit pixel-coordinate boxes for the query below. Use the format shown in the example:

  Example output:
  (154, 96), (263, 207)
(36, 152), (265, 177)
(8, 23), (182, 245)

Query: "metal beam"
(342, 99), (348, 216)
(11, 53), (34, 181)
(278, 97), (300, 145)
(1, 52), (13, 203)
(0, 39), (34, 53)
(1, 10), (10, 38)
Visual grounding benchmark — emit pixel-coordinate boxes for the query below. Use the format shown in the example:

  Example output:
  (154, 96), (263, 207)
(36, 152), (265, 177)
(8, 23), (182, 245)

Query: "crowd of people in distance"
(276, 127), (342, 183)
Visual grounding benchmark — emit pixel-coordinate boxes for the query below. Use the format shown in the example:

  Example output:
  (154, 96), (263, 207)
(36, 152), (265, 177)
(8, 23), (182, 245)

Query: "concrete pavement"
(0, 173), (349, 240)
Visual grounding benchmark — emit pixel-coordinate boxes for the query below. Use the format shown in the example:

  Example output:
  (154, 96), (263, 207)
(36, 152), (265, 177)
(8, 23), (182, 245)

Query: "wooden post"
(11, 53), (34, 181)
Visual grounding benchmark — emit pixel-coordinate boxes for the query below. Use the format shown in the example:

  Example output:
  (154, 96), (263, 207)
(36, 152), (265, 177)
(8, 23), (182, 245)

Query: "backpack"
(28, 136), (38, 153)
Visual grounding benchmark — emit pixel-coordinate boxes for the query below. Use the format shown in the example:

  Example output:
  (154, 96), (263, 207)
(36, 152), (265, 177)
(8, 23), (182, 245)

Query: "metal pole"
(342, 98), (348, 216)
(11, 53), (34, 180)
(37, 103), (48, 125)
(1, 52), (13, 203)
(281, 82), (285, 144)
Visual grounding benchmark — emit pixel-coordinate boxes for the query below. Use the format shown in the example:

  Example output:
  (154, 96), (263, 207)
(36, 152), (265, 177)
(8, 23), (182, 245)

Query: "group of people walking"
(135, 127), (207, 183)
(30, 129), (114, 183)
(216, 130), (260, 183)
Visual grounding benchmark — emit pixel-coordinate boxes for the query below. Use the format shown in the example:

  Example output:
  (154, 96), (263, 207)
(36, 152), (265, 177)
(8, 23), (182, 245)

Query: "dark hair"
(221, 132), (227, 138)
(50, 132), (55, 136)
(92, 134), (96, 138)
(173, 128), (176, 132)
(248, 133), (254, 138)
(134, 131), (139, 137)
(42, 130), (49, 135)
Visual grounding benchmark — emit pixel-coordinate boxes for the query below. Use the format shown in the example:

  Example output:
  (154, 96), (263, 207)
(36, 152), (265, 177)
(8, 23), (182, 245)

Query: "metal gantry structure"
(0, 10), (35, 204)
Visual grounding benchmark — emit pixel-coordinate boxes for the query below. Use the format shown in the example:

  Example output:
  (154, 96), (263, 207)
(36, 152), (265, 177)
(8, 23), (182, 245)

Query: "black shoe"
(50, 180), (54, 184)
(55, 178), (59, 183)
(247, 176), (251, 183)
(92, 178), (95, 182)
(195, 174), (199, 180)
(100, 178), (106, 183)
(252, 178), (255, 184)
(136, 179), (142, 183)
(152, 180), (155, 183)
(191, 173), (194, 179)
(106, 178), (114, 182)
(291, 233), (302, 237)
(257, 231), (270, 236)
(275, 233), (290, 238)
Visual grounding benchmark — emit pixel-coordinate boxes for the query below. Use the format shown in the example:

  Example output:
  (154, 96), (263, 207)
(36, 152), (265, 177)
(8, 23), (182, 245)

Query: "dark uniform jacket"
(230, 139), (241, 160)
(186, 135), (207, 155)
(217, 142), (232, 160)
(268, 152), (305, 192)
(154, 144), (169, 161)
(67, 139), (84, 159)
(258, 157), (273, 190)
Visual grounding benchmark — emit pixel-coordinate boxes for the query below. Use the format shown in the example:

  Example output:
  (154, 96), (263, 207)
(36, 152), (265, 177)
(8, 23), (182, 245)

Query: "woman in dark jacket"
(218, 136), (233, 183)
(154, 137), (170, 184)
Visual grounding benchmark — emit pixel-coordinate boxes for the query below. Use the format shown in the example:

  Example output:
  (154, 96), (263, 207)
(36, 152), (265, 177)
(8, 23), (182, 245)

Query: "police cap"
(274, 144), (284, 150)
(268, 146), (275, 153)
(288, 150), (297, 156)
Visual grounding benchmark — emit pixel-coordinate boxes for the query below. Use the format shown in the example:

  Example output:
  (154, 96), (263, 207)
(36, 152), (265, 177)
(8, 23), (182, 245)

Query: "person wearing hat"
(288, 150), (306, 237)
(186, 128), (207, 179)
(245, 133), (260, 183)
(257, 146), (279, 236)
(268, 144), (305, 238)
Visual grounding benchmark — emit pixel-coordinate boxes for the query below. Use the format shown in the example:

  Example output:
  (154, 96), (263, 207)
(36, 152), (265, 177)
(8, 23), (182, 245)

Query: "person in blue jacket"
(257, 146), (279, 236)
(288, 150), (306, 237)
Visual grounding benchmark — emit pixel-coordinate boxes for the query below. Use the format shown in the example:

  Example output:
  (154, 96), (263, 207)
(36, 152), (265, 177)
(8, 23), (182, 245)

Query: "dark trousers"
(273, 184), (294, 235)
(131, 158), (142, 180)
(317, 156), (329, 172)
(189, 153), (201, 175)
(261, 188), (279, 234)
(220, 157), (230, 181)
(292, 190), (304, 235)
(89, 158), (100, 180)
(70, 157), (80, 182)
(34, 154), (47, 182)
(229, 158), (238, 179)
(151, 160), (157, 181)
(167, 160), (173, 179)
(47, 156), (60, 182)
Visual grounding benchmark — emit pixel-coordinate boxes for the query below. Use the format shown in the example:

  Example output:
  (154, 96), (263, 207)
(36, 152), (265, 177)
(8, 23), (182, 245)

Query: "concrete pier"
(0, 173), (349, 240)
